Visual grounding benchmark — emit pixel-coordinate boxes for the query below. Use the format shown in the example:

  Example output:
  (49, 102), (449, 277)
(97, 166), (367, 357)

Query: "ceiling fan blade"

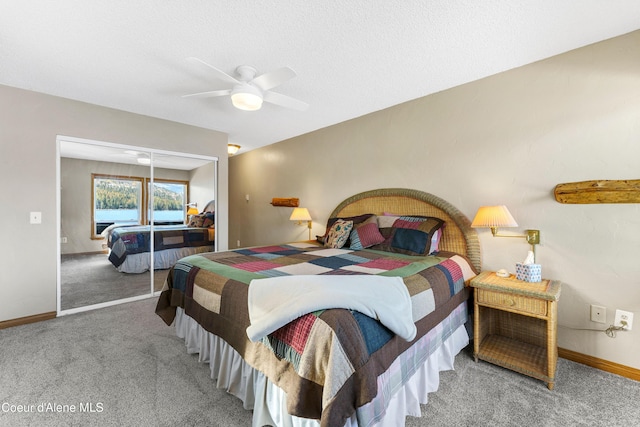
(263, 91), (309, 111)
(182, 89), (232, 98)
(186, 57), (240, 85)
(251, 67), (297, 91)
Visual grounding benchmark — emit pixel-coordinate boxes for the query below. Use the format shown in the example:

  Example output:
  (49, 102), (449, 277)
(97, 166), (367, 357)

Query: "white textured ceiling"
(2, 1), (639, 153)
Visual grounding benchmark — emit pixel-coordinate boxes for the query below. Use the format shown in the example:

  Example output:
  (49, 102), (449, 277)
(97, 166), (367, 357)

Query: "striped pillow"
(349, 222), (385, 250)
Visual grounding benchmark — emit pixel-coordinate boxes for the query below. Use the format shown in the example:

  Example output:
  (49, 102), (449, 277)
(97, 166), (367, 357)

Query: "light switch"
(30, 212), (42, 224)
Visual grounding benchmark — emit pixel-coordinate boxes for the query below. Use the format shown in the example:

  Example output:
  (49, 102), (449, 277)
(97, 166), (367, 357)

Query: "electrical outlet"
(614, 310), (634, 331)
(590, 305), (606, 323)
(237, 240), (241, 248)
(61, 237), (68, 243)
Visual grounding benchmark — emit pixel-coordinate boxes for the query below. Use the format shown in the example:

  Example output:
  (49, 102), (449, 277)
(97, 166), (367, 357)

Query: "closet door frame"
(56, 135), (218, 316)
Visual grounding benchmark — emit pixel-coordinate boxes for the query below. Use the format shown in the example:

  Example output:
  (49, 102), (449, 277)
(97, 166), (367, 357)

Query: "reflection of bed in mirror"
(105, 206), (215, 274)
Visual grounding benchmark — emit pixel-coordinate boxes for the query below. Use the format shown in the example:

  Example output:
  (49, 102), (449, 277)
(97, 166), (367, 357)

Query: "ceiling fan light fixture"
(184, 59), (307, 111)
(231, 84), (263, 111)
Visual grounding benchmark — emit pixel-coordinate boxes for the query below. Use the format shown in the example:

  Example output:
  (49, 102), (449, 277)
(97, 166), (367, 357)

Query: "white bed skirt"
(174, 304), (469, 427)
(115, 245), (213, 273)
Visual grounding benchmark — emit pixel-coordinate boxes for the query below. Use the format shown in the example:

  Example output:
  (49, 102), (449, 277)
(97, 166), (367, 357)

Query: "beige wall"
(229, 31), (640, 369)
(0, 84), (228, 322)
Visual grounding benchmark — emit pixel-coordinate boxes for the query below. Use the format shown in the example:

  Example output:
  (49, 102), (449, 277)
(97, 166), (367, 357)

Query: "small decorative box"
(515, 263), (542, 282)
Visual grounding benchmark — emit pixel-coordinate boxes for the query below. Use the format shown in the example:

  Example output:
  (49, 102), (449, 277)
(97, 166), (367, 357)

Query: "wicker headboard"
(329, 188), (481, 271)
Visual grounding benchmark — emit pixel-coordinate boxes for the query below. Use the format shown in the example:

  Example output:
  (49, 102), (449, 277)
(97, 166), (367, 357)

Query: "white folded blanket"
(246, 275), (416, 342)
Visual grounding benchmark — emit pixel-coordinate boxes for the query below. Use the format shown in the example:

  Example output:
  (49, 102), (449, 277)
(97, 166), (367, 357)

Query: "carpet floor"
(60, 253), (168, 310)
(1, 298), (638, 427)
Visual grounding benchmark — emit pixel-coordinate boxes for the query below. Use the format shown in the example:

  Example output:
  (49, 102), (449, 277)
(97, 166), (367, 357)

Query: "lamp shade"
(289, 207), (312, 222)
(471, 205), (518, 228)
(228, 144), (241, 156)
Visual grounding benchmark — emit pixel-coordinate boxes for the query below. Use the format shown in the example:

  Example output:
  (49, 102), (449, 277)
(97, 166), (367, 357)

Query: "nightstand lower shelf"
(475, 335), (551, 385)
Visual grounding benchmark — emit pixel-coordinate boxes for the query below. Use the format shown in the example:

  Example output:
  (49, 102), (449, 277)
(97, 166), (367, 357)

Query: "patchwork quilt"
(107, 225), (214, 268)
(155, 243), (477, 426)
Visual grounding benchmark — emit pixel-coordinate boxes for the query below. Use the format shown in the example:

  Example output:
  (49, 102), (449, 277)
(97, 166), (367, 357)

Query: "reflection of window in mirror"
(91, 174), (144, 239)
(146, 178), (190, 225)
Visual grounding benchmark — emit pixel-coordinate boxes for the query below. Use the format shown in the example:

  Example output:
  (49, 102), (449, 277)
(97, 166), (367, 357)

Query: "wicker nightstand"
(470, 271), (562, 390)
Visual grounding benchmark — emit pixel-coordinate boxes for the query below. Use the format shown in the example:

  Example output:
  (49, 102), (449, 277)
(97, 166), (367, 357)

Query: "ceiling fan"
(183, 57), (309, 112)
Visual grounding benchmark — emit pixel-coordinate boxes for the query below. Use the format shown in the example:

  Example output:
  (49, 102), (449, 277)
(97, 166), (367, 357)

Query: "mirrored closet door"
(149, 152), (218, 293)
(57, 137), (217, 314)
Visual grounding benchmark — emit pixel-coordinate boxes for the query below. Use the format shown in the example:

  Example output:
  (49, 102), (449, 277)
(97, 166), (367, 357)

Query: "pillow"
(380, 212), (444, 253)
(321, 213), (374, 245)
(429, 227), (443, 254)
(202, 211), (215, 228)
(187, 213), (206, 227)
(370, 215), (445, 256)
(188, 212), (215, 228)
(349, 217), (385, 250)
(324, 220), (354, 249)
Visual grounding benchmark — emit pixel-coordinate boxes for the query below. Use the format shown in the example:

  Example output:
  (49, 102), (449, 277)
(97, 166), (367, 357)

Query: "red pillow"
(349, 222), (385, 249)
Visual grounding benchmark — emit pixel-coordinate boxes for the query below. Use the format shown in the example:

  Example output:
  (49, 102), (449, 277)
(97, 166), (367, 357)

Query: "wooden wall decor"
(270, 197), (299, 207)
(554, 180), (640, 204)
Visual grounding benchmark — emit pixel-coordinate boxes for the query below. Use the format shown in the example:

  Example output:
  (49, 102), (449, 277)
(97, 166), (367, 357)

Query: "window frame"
(145, 177), (190, 225)
(91, 173), (145, 240)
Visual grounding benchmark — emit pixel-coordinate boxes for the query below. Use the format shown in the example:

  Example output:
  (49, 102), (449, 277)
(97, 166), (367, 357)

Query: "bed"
(155, 188), (481, 426)
(105, 209), (215, 273)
